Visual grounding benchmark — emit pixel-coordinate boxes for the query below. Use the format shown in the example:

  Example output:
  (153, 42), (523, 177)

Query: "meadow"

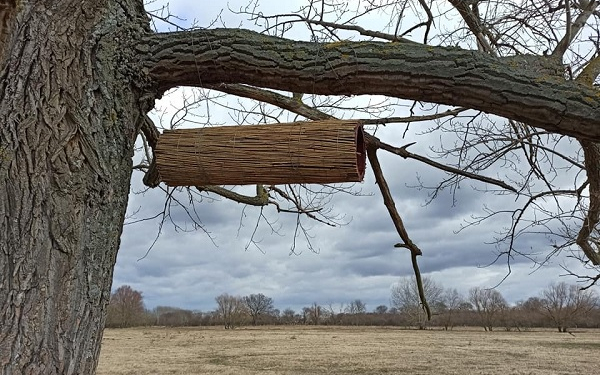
(98, 326), (599, 374)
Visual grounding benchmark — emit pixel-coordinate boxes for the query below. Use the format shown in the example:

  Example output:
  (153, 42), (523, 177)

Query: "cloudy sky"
(112, 0), (595, 313)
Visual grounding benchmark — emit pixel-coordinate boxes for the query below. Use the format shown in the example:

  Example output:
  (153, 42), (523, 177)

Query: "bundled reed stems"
(155, 120), (366, 186)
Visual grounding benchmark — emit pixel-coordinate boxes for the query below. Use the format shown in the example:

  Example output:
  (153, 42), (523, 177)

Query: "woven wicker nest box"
(154, 120), (366, 186)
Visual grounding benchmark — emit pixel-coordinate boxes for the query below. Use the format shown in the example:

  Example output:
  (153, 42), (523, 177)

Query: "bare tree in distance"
(303, 303), (323, 325)
(281, 308), (296, 325)
(374, 305), (389, 315)
(242, 293), (275, 325)
(345, 299), (367, 325)
(345, 299), (367, 315)
(215, 293), (247, 329)
(438, 288), (466, 331)
(105, 286), (146, 328)
(391, 276), (443, 329)
(469, 287), (508, 332)
(324, 302), (345, 325)
(3, 0), (600, 372)
(513, 297), (545, 331)
(540, 282), (599, 332)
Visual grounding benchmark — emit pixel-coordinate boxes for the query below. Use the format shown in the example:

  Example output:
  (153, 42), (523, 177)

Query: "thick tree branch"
(574, 55), (600, 266)
(576, 140), (600, 265)
(140, 28), (600, 141)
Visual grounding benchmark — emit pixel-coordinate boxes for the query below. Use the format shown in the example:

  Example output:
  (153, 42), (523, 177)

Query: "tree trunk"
(0, 1), (152, 373)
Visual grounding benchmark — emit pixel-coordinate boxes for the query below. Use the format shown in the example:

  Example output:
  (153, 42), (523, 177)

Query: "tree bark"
(1, 1), (600, 373)
(0, 0), (152, 373)
(576, 140), (600, 265)
(141, 28), (600, 141)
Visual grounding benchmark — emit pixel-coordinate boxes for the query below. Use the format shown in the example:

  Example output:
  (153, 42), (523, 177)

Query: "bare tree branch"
(203, 83), (333, 121)
(196, 184), (269, 207)
(449, 0), (498, 55)
(366, 144), (430, 320)
(368, 135), (519, 193)
(553, 0), (599, 57)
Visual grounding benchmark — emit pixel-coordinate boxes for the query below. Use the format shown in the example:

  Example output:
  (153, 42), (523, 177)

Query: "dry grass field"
(98, 326), (600, 374)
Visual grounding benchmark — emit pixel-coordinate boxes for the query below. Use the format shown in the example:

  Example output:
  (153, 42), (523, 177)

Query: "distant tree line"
(105, 280), (599, 333)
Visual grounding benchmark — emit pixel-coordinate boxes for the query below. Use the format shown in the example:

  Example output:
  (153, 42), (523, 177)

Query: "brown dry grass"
(97, 326), (600, 374)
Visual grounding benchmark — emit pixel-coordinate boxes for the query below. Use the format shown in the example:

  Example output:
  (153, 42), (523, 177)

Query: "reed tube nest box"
(154, 120), (366, 186)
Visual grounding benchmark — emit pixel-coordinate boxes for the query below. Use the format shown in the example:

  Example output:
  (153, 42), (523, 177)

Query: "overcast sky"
(112, 0), (595, 313)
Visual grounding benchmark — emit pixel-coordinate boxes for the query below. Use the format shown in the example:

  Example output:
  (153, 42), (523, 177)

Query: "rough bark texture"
(576, 140), (600, 265)
(141, 29), (600, 141)
(0, 1), (599, 374)
(0, 0), (152, 373)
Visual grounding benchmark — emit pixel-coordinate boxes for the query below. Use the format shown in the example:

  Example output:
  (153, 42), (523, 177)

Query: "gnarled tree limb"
(140, 28), (600, 140)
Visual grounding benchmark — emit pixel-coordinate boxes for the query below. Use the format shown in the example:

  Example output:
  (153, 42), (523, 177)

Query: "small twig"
(366, 134), (519, 193)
